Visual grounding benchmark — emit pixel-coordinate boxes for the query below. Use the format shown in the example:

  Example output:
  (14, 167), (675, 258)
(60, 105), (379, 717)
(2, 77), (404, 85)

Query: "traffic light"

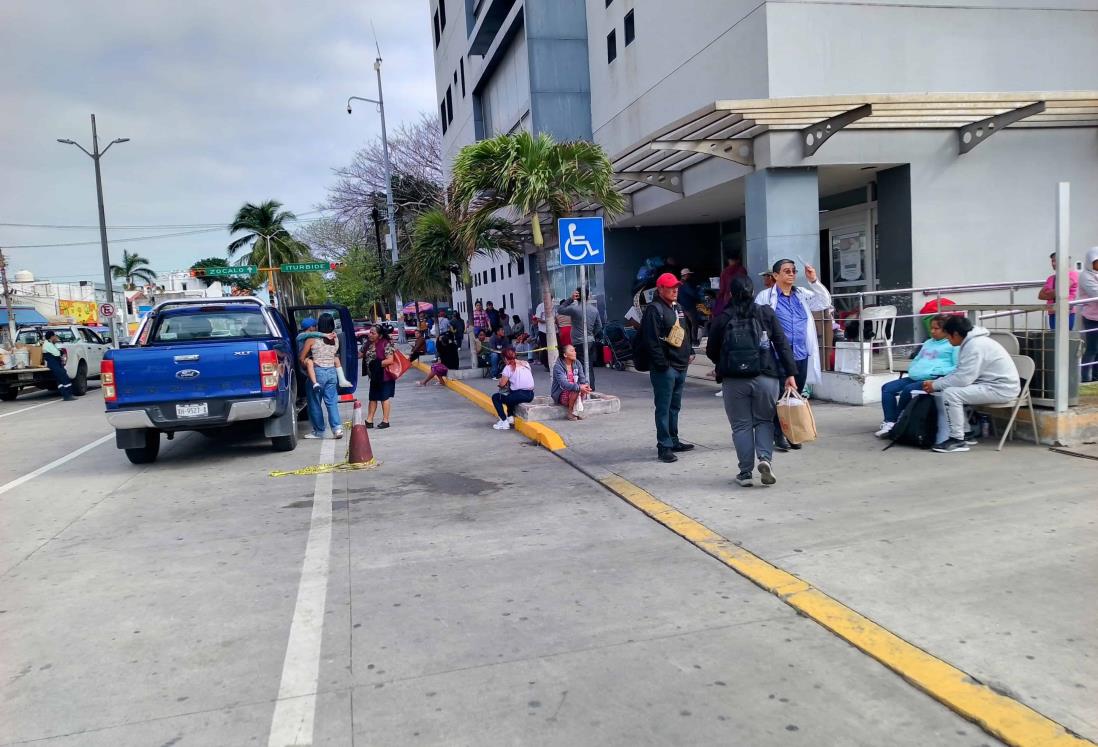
(190, 267), (206, 278)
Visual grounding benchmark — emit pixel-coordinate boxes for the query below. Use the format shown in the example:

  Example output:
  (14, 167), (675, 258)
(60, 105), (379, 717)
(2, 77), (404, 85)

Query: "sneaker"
(507, 416), (515, 425)
(735, 472), (754, 487)
(377, 422), (390, 430)
(657, 447), (678, 463)
(932, 438), (970, 453)
(963, 432), (980, 446)
(774, 435), (792, 452)
(304, 433), (324, 439)
(757, 460), (776, 486)
(493, 420), (510, 430)
(671, 442), (695, 453)
(875, 422), (895, 438)
(333, 429), (343, 439)
(365, 422), (374, 429)
(714, 391), (723, 398)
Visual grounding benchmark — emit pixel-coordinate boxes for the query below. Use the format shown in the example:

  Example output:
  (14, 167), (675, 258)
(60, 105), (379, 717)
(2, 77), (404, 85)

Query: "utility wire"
(0, 208), (332, 232)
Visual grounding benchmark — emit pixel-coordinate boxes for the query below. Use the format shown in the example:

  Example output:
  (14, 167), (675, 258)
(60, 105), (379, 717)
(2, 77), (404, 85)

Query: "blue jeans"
(649, 366), (687, 448)
(489, 352), (503, 377)
(1049, 313), (1075, 331)
(492, 388), (534, 420)
(881, 377), (924, 423)
(307, 365), (341, 435)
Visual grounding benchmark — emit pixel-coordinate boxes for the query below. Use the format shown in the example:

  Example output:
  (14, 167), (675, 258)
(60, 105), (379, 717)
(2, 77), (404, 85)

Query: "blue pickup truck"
(103, 298), (358, 464)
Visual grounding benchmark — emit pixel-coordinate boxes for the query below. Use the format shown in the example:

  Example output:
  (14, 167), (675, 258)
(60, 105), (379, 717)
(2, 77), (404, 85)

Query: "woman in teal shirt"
(876, 314), (958, 437)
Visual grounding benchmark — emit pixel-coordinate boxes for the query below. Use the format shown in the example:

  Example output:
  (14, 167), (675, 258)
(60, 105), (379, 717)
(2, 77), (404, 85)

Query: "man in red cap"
(639, 272), (696, 462)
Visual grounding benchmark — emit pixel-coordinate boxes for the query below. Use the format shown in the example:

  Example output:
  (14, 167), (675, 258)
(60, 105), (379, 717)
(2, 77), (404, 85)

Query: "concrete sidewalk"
(455, 364), (1098, 742)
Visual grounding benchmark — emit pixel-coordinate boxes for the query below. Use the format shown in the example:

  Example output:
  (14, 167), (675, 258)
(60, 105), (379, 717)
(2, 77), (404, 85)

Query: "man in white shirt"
(533, 296), (555, 369)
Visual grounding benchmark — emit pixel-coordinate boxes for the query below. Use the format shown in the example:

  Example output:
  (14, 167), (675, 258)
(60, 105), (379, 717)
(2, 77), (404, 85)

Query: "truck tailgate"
(111, 342), (267, 405)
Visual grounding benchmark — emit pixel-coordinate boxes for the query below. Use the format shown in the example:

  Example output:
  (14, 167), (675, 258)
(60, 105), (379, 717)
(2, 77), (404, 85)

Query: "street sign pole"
(581, 265), (590, 387)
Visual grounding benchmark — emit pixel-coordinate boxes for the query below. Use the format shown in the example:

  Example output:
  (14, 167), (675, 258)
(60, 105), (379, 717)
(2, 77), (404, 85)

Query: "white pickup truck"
(0, 325), (110, 400)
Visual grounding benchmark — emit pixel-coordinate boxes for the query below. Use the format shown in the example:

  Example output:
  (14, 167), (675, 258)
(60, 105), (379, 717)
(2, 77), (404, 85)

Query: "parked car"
(0, 324), (110, 400)
(102, 298), (357, 464)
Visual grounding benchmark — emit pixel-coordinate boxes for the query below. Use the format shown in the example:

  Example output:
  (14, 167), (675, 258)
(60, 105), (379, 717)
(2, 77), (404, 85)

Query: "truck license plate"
(19, 373), (33, 381)
(176, 403), (209, 418)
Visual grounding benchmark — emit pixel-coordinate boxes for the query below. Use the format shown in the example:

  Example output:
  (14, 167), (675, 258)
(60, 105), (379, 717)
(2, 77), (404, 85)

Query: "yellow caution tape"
(269, 458), (380, 478)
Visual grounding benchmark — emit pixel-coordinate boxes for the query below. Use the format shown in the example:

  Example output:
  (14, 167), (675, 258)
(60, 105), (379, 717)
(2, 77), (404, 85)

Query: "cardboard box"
(13, 344), (44, 368)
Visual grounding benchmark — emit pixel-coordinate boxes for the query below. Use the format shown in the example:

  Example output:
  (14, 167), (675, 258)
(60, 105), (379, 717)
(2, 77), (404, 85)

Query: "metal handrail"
(830, 280), (1045, 300)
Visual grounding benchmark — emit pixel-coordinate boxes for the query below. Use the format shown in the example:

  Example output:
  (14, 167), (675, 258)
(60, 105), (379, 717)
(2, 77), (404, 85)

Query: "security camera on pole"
(346, 53), (405, 343)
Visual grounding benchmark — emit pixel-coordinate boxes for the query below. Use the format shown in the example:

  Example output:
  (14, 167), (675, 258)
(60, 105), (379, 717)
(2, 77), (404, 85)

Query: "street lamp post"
(347, 55), (405, 342)
(58, 114), (129, 345)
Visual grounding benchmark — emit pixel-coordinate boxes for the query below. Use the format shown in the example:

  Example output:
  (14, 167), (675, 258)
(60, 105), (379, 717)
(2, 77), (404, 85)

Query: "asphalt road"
(1, 381), (1008, 746)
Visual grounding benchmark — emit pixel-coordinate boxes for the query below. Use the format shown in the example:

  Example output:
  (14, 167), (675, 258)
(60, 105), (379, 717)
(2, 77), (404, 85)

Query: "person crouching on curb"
(707, 276), (797, 487)
(551, 344), (592, 421)
(640, 272), (696, 463)
(492, 348), (536, 430)
(41, 330), (75, 401)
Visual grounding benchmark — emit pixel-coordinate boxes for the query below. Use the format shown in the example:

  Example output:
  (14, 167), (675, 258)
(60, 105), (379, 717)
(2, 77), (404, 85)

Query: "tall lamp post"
(58, 114), (129, 345)
(347, 55), (404, 341)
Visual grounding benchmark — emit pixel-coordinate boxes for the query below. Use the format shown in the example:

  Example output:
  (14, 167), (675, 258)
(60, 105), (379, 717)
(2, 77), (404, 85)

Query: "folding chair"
(982, 354), (1039, 451)
(988, 331), (1020, 356)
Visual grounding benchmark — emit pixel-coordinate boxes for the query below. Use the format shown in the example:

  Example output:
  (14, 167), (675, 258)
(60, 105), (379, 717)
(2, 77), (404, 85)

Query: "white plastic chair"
(988, 331), (1020, 356)
(981, 354), (1039, 451)
(858, 305), (898, 372)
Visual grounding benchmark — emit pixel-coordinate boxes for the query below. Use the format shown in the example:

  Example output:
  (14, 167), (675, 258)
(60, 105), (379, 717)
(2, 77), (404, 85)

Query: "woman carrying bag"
(360, 324), (398, 429)
(706, 276), (798, 488)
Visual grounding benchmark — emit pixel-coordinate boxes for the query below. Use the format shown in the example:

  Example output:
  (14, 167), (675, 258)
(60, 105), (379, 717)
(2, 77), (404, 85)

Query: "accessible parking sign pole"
(557, 216), (606, 390)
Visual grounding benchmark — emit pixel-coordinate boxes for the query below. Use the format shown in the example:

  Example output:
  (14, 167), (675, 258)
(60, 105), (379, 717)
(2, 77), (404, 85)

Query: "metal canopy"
(611, 91), (1098, 196)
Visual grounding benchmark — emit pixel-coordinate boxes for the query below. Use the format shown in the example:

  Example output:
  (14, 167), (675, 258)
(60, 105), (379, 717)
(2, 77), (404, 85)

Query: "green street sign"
(280, 261), (332, 273)
(205, 265), (257, 277)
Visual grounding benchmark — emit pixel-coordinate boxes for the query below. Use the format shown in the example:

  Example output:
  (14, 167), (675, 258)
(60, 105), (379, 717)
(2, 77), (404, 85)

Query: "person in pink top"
(492, 348), (536, 430)
(1038, 252), (1079, 330)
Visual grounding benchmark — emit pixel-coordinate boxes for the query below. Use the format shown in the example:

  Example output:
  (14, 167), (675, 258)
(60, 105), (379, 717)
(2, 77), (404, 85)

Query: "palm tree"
(452, 132), (625, 368)
(227, 200), (310, 305)
(410, 193), (522, 358)
(109, 250), (157, 290)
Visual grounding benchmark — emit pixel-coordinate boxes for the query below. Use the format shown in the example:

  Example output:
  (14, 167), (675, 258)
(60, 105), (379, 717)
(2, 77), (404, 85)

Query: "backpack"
(718, 308), (763, 379)
(883, 393), (938, 450)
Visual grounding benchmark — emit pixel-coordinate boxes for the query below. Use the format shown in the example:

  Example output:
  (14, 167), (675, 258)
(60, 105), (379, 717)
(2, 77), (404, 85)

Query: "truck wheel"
(0, 388), (17, 401)
(72, 362), (88, 396)
(271, 428), (298, 452)
(125, 430), (161, 464)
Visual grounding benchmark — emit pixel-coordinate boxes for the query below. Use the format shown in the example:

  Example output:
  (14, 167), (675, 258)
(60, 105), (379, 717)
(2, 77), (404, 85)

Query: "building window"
(459, 58), (466, 97)
(446, 86), (454, 124)
(499, 264), (504, 278)
(440, 101), (448, 134)
(454, 70), (458, 85)
(491, 267), (496, 282)
(507, 263), (512, 278)
(433, 10), (441, 47)
(517, 257), (525, 275)
(607, 30), (617, 64)
(605, 0), (613, 6)
(509, 292), (514, 309)
(439, 0), (447, 31)
(624, 10), (635, 46)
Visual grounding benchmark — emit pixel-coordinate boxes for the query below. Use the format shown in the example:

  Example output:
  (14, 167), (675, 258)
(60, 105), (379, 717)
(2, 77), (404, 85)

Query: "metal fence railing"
(819, 281), (1094, 409)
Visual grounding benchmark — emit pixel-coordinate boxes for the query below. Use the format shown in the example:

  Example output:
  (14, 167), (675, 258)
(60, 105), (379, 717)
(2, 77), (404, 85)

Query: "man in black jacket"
(640, 272), (696, 463)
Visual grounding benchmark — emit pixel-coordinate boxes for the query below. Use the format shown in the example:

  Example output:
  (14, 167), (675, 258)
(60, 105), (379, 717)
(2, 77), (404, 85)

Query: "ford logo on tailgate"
(176, 369), (201, 380)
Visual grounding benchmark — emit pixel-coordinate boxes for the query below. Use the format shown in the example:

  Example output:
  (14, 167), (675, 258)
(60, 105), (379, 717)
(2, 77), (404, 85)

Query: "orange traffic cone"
(348, 399), (374, 464)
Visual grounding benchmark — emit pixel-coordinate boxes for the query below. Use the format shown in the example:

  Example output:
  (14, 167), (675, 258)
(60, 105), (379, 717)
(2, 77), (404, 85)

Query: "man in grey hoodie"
(922, 316), (1020, 453)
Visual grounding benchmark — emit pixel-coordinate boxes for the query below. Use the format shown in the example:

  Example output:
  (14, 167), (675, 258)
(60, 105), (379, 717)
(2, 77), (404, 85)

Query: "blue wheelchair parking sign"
(557, 217), (605, 266)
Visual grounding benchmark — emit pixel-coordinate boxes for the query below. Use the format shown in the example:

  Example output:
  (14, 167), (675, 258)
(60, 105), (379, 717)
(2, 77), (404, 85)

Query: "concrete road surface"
(1, 380), (1012, 745)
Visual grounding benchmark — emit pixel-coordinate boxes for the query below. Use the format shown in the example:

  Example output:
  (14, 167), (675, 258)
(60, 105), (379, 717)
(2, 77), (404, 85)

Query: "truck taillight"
(101, 360), (117, 402)
(259, 350), (279, 392)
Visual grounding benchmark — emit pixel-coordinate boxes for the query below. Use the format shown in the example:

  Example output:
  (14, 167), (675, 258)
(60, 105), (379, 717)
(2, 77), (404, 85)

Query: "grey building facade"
(432, 0), (1098, 344)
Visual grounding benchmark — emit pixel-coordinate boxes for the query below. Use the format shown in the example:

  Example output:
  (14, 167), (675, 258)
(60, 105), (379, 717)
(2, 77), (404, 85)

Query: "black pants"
(775, 357), (809, 443)
(574, 341), (597, 390)
(44, 354), (74, 399)
(492, 389), (534, 420)
(537, 332), (548, 369)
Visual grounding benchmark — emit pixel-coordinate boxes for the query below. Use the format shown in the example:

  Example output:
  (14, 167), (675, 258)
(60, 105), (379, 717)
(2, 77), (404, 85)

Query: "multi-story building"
(431, 0), (1098, 344)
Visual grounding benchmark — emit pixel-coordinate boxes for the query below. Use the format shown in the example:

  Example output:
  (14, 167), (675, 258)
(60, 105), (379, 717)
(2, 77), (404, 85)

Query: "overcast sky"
(0, 0), (435, 284)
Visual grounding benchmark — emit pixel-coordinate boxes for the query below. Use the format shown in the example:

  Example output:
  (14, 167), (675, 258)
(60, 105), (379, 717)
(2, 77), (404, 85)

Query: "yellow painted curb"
(409, 361), (566, 452)
(598, 474), (1093, 747)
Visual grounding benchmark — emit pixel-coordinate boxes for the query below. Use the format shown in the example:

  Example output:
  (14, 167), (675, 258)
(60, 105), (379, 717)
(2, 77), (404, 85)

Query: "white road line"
(268, 438), (337, 747)
(0, 433), (113, 497)
(0, 399), (61, 419)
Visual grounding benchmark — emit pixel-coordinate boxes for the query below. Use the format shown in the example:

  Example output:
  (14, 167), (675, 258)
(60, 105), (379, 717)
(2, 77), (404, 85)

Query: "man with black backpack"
(707, 276), (798, 486)
(636, 272), (696, 463)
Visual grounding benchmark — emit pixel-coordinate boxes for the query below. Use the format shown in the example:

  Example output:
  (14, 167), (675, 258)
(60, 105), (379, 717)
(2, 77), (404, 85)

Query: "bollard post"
(1054, 182), (1070, 414)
